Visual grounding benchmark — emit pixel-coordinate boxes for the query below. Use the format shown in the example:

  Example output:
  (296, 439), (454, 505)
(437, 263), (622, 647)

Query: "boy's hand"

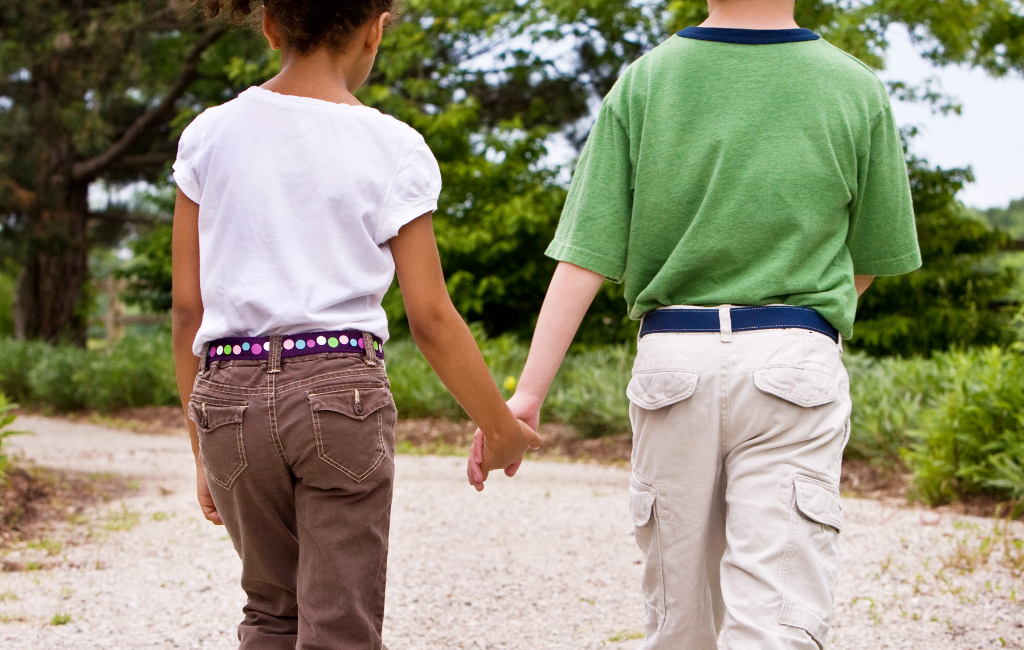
(467, 391), (544, 490)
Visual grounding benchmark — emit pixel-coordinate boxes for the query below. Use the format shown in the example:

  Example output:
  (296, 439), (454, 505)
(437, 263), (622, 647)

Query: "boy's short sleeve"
(172, 117), (204, 203)
(377, 138), (442, 243)
(847, 105), (921, 276)
(546, 101), (633, 281)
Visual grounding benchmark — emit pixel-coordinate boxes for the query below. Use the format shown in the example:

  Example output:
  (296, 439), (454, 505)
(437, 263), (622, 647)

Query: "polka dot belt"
(206, 330), (385, 361)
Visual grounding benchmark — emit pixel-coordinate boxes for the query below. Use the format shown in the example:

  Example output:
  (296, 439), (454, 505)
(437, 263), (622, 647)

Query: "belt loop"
(268, 335), (283, 374)
(719, 305), (733, 343)
(197, 342), (210, 374)
(362, 331), (377, 367)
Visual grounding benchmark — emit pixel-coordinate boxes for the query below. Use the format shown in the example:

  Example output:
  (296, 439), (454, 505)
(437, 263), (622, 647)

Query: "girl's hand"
(196, 467), (224, 526)
(467, 391), (544, 490)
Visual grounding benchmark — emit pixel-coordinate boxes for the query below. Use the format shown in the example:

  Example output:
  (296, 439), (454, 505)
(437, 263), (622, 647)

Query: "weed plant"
(844, 353), (951, 472)
(904, 347), (1024, 504)
(0, 392), (25, 481)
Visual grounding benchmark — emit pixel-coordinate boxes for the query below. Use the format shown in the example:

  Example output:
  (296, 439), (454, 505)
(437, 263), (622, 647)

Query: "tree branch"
(71, 26), (226, 181)
(113, 151), (177, 170)
(89, 211), (168, 226)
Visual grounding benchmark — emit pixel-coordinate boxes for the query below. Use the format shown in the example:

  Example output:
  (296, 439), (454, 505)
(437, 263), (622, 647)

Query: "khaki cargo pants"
(628, 309), (850, 649)
(189, 340), (396, 650)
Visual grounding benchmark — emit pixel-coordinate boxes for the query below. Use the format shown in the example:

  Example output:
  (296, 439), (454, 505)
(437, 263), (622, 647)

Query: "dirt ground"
(1, 414), (1022, 649)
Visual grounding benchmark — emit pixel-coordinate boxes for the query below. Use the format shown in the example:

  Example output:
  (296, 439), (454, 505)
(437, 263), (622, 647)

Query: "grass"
(102, 504), (140, 532)
(941, 515), (1024, 577)
(26, 538), (62, 556)
(1, 328), (1023, 508)
(50, 611), (71, 626)
(607, 630), (645, 642)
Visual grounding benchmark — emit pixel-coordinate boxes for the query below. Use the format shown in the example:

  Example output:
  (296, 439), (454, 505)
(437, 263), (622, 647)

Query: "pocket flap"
(754, 366), (838, 408)
(629, 477), (657, 527)
(308, 388), (389, 421)
(188, 400), (246, 430)
(627, 371), (699, 410)
(794, 475), (842, 532)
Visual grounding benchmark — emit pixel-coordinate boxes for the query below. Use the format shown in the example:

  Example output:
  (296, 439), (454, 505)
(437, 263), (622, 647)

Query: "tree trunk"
(14, 182), (90, 346)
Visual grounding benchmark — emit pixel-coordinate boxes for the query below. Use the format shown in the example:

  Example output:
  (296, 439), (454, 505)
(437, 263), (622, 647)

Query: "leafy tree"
(983, 196), (1024, 239)
(851, 159), (1017, 357)
(0, 1), (266, 343)
(7, 0), (1023, 349)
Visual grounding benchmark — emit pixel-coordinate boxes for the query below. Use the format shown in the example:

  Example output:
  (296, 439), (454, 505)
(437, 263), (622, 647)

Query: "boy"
(469, 0), (920, 648)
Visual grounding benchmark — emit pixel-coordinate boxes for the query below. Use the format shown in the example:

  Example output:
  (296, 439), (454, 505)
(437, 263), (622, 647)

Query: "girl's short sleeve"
(172, 118), (205, 203)
(377, 139), (442, 243)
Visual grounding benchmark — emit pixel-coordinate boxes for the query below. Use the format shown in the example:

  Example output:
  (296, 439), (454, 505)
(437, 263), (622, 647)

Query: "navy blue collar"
(677, 27), (820, 45)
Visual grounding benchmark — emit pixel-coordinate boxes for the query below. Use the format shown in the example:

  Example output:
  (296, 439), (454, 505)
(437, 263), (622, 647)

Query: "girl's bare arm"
(390, 214), (542, 477)
(171, 189), (222, 525)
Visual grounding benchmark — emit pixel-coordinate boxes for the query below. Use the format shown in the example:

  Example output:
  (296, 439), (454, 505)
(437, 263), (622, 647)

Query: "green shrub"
(903, 348), (1024, 504)
(0, 338), (50, 403)
(84, 334), (179, 410)
(545, 345), (632, 437)
(27, 345), (90, 411)
(0, 332), (179, 413)
(385, 329), (632, 436)
(845, 353), (950, 472)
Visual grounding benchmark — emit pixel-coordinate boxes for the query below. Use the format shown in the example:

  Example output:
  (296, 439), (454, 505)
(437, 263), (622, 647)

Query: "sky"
(880, 26), (1024, 210)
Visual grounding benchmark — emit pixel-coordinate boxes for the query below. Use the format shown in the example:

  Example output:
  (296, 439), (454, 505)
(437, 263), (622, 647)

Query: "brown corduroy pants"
(188, 338), (396, 650)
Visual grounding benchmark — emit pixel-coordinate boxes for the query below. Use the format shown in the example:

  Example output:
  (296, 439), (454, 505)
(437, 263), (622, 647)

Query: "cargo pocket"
(778, 474), (843, 648)
(627, 370), (699, 410)
(307, 387), (393, 482)
(629, 475), (665, 635)
(188, 399), (248, 490)
(754, 366), (838, 408)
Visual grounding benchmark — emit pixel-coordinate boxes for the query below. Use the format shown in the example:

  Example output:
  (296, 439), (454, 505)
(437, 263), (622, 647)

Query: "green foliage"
(95, 1), (1024, 351)
(0, 332), (179, 412)
(365, 0), (661, 341)
(851, 160), (1018, 357)
(0, 270), (16, 338)
(0, 391), (26, 481)
(121, 222), (173, 313)
(385, 327), (633, 436)
(983, 197), (1024, 239)
(0, 1), (270, 341)
(904, 348), (1024, 504)
(844, 352), (950, 471)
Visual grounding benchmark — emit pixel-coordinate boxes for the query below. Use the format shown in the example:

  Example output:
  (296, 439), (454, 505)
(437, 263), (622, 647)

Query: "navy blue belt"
(640, 306), (839, 342)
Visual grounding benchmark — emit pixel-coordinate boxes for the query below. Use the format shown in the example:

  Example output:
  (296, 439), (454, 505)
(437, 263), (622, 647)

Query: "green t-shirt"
(546, 27), (921, 340)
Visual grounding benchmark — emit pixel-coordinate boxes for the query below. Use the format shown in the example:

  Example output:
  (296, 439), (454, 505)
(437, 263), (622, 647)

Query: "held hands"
(467, 391), (543, 491)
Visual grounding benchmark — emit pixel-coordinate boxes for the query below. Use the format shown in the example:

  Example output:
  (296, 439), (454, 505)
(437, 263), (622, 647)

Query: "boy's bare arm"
(514, 262), (606, 407)
(390, 214), (542, 475)
(855, 275), (874, 297)
(467, 261), (604, 488)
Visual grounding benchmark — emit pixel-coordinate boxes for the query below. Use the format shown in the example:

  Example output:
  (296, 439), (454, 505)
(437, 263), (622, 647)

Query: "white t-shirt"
(173, 86), (442, 355)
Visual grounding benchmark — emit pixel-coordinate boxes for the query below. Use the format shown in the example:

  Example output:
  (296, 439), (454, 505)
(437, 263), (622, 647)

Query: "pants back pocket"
(307, 387), (393, 482)
(188, 399), (248, 490)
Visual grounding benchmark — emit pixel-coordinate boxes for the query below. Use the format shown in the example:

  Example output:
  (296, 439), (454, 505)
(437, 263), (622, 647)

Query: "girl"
(171, 2), (541, 648)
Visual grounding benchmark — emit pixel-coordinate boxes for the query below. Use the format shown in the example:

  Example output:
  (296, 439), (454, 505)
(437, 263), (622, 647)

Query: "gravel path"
(1, 416), (1022, 649)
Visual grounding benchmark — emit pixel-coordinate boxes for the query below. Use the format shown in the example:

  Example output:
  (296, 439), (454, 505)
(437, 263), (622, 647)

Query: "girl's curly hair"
(202, 0), (397, 55)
